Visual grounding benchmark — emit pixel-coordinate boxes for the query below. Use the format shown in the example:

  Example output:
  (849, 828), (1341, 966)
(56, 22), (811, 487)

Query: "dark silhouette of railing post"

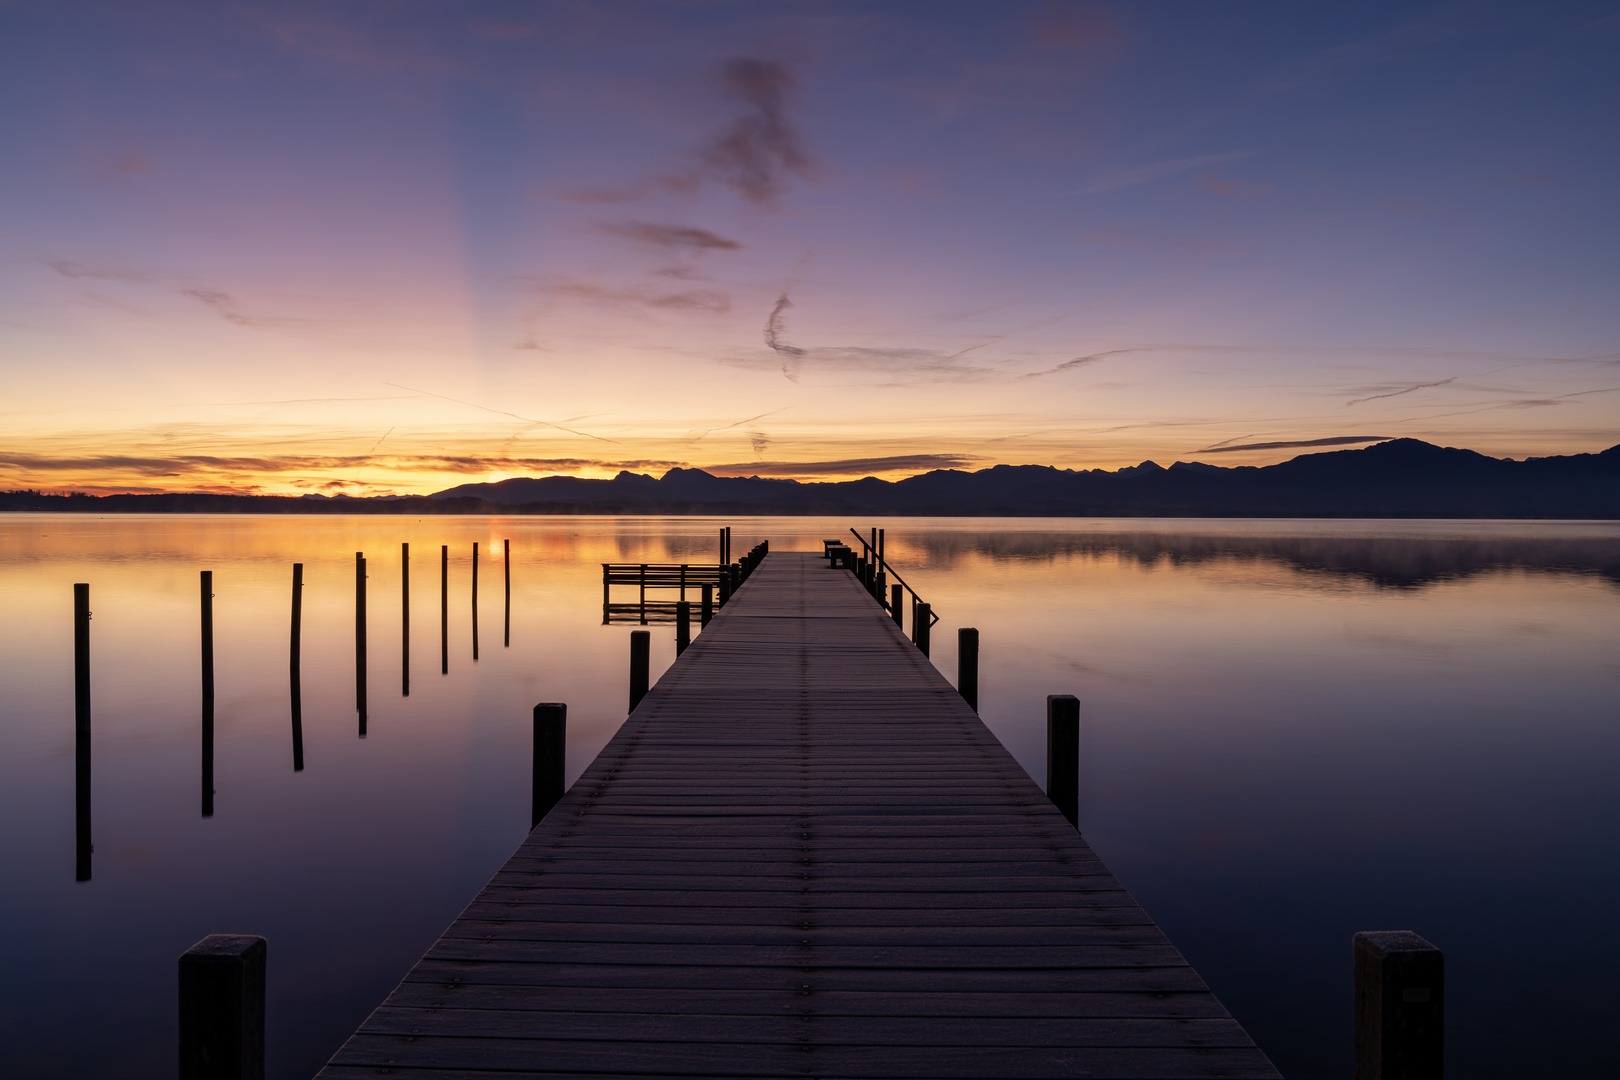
(532, 703), (566, 828)
(675, 601), (691, 656)
(1354, 931), (1444, 1080)
(913, 602), (931, 657)
(958, 628), (978, 712)
(629, 630), (650, 711)
(290, 564), (304, 772)
(178, 934), (266, 1080)
(201, 570), (215, 816)
(701, 584), (714, 627)
(74, 583), (92, 881)
(1046, 694), (1080, 828)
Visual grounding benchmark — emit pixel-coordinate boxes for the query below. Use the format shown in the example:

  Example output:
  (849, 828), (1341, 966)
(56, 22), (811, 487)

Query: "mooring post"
(471, 542), (480, 661)
(891, 583), (904, 627)
(74, 583), (91, 736)
(401, 543), (410, 698)
(874, 570), (886, 606)
(638, 563), (647, 625)
(914, 602), (931, 657)
(700, 584), (714, 627)
(1046, 694), (1080, 828)
(74, 583), (91, 881)
(201, 570), (215, 702)
(1354, 931), (1444, 1080)
(675, 601), (691, 656)
(629, 630), (650, 711)
(439, 545), (449, 675)
(355, 553), (367, 736)
(717, 571), (731, 607)
(503, 539), (511, 648)
(532, 703), (566, 828)
(178, 934), (266, 1080)
(290, 564), (304, 773)
(958, 627), (979, 712)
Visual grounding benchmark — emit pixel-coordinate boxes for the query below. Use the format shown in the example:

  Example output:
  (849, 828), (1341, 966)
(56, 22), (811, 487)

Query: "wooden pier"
(317, 551), (1278, 1079)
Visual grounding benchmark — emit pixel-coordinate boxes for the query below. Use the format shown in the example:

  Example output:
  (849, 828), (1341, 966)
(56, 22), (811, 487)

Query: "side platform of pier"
(317, 551), (1278, 1079)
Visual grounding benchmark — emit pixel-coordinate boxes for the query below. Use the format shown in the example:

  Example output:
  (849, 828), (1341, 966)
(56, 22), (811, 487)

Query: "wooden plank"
(315, 552), (1278, 1079)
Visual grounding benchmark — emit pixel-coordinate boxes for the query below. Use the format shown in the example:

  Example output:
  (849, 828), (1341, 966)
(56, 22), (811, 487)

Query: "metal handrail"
(847, 527), (939, 626)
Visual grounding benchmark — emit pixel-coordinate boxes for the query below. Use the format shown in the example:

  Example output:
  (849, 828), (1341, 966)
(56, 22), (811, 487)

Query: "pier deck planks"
(318, 552), (1278, 1079)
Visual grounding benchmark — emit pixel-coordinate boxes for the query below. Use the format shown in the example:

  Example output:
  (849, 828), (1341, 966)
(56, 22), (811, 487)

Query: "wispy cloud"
(540, 277), (730, 313)
(0, 451), (683, 478)
(383, 382), (620, 443)
(45, 260), (158, 283)
(1197, 435), (1392, 454)
(183, 288), (254, 326)
(1017, 349), (1140, 379)
(682, 58), (815, 208)
(599, 221), (741, 251)
(705, 454), (980, 477)
(1076, 150), (1253, 194)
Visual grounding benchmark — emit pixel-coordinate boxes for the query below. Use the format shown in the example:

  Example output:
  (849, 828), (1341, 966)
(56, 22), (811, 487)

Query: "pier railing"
(600, 540), (769, 625)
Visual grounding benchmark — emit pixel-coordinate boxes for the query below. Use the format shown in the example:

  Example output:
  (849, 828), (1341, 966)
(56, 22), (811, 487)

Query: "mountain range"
(6, 438), (1612, 517)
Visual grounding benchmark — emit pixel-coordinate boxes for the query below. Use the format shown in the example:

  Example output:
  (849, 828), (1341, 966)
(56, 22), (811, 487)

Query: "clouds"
(689, 59), (815, 208)
(541, 279), (730, 313)
(599, 222), (741, 252)
(1197, 436), (1392, 454)
(182, 288), (255, 326)
(705, 453), (980, 478)
(0, 451), (685, 479)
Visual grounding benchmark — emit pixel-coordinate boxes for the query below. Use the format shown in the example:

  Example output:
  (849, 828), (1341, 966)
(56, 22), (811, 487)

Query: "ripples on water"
(1, 515), (1616, 1078)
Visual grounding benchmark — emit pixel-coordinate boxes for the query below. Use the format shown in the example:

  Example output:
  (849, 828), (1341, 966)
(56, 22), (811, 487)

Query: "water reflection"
(0, 514), (1615, 1080)
(897, 527), (1620, 589)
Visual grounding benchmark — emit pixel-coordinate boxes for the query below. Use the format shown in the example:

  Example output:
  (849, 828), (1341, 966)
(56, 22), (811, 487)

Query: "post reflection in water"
(401, 542), (410, 698)
(72, 582), (91, 882)
(504, 539), (511, 649)
(355, 551), (367, 738)
(200, 569), (214, 818)
(440, 544), (448, 675)
(471, 541), (480, 662)
(290, 562), (305, 772)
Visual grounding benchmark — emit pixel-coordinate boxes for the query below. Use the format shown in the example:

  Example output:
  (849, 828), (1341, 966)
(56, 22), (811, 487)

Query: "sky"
(1, 0), (1617, 495)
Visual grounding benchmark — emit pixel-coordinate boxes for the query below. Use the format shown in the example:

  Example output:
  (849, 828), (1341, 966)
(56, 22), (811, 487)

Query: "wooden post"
(202, 570), (216, 816)
(74, 583), (91, 881)
(355, 554), (367, 736)
(201, 571), (215, 702)
(439, 545), (449, 675)
(471, 542), (480, 661)
(1354, 931), (1444, 1080)
(638, 563), (647, 625)
(701, 584), (714, 627)
(717, 571), (731, 607)
(891, 583), (903, 628)
(1046, 694), (1080, 828)
(874, 571), (886, 607)
(74, 583), (91, 736)
(878, 527), (885, 566)
(503, 539), (511, 648)
(629, 630), (650, 711)
(532, 703), (566, 828)
(601, 564), (610, 625)
(958, 627), (979, 712)
(913, 602), (931, 657)
(675, 601), (691, 656)
(178, 934), (266, 1080)
(290, 565), (304, 773)
(718, 527), (725, 567)
(401, 543), (409, 698)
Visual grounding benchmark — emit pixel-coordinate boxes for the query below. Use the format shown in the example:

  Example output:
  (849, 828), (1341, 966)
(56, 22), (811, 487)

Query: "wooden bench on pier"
(317, 550), (1279, 1079)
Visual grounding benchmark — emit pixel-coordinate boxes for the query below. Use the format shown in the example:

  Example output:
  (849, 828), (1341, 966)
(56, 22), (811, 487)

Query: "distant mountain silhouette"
(4, 439), (1617, 517)
(424, 439), (1620, 518)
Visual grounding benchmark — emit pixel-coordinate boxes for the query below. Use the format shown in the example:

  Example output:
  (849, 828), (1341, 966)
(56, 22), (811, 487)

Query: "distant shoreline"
(5, 438), (1617, 519)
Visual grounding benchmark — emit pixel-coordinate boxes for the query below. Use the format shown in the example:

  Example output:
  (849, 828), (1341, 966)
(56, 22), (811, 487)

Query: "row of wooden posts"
(160, 535), (1443, 1079)
(68, 541), (516, 884)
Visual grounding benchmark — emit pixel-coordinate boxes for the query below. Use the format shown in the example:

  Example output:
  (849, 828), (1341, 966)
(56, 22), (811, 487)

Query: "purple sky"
(2, 1), (1617, 493)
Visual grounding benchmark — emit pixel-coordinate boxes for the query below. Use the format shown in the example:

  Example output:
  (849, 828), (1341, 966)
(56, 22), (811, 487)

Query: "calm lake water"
(1, 514), (1617, 1079)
